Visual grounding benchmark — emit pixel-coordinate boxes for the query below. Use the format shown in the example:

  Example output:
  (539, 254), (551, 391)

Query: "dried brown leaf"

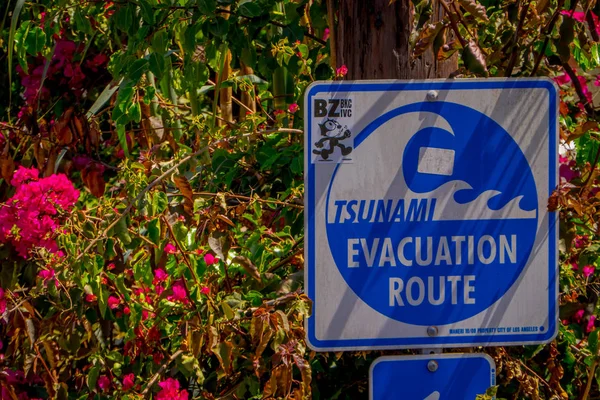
(81, 166), (106, 198)
(231, 255), (261, 281)
(413, 22), (444, 58)
(457, 0), (489, 21)
(0, 157), (15, 182)
(462, 40), (488, 74)
(173, 175), (193, 215)
(570, 121), (598, 141)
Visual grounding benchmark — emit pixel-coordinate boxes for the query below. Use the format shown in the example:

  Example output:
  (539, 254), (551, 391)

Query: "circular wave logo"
(325, 101), (538, 326)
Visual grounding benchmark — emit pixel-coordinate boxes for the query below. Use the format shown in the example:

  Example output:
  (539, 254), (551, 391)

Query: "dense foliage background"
(1, 0), (600, 398)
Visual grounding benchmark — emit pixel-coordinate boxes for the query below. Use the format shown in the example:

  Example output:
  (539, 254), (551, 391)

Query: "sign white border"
(304, 79), (558, 351)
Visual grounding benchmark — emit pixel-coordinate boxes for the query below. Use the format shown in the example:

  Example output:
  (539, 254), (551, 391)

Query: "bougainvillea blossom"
(157, 378), (188, 400)
(0, 166), (79, 258)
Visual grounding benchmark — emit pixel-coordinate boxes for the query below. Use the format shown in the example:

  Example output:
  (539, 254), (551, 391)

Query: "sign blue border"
(304, 79), (558, 350)
(369, 353), (496, 400)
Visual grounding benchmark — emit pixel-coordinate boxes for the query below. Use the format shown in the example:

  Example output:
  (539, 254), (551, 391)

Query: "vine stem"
(74, 129), (293, 262)
(439, 0), (467, 47)
(581, 358), (599, 400)
(141, 349), (184, 396)
(563, 62), (595, 116)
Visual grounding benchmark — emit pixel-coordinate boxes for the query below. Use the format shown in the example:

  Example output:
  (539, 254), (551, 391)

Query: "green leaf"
(74, 9), (93, 35)
(143, 85), (156, 104)
(208, 16), (229, 38)
(147, 218), (160, 245)
(139, 0), (155, 24)
(98, 286), (108, 318)
(149, 52), (165, 78)
(88, 80), (120, 118)
(87, 365), (100, 390)
(115, 275), (131, 301)
(114, 216), (132, 244)
(14, 21), (31, 73)
(241, 45), (256, 69)
(116, 124), (130, 158)
(24, 26), (46, 56)
(128, 58), (149, 83)
(153, 191), (168, 214)
(115, 4), (133, 32)
(128, 102), (141, 123)
(592, 43), (600, 66)
(8, 0), (27, 104)
(198, 0), (217, 14)
(239, 0), (263, 17)
(590, 329), (599, 355)
(297, 44), (309, 59)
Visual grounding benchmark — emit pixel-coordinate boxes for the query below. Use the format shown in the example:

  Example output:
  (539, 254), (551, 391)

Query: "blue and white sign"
(304, 79), (558, 350)
(370, 354), (496, 400)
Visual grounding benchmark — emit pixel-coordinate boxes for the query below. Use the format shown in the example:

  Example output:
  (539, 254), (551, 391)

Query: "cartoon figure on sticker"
(313, 118), (353, 160)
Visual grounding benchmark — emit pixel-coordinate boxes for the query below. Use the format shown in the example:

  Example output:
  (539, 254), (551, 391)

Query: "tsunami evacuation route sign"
(304, 79), (558, 351)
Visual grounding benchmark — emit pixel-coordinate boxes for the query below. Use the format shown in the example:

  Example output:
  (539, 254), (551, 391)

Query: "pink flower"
(574, 309), (585, 323)
(578, 76), (593, 102)
(164, 243), (178, 254)
(583, 265), (595, 277)
(167, 280), (189, 304)
(588, 315), (597, 333)
(554, 73), (571, 85)
(561, 10), (586, 22)
(108, 296), (120, 310)
(123, 306), (131, 315)
(200, 286), (210, 295)
(11, 166), (39, 187)
(0, 167), (79, 258)
(204, 253), (218, 265)
(38, 268), (57, 286)
(336, 65), (348, 77)
(122, 373), (135, 390)
(97, 375), (111, 391)
(560, 155), (580, 182)
(288, 103), (299, 113)
(157, 378), (188, 400)
(85, 294), (97, 303)
(153, 268), (168, 284)
(322, 28), (330, 41)
(574, 235), (589, 248)
(0, 287), (6, 314)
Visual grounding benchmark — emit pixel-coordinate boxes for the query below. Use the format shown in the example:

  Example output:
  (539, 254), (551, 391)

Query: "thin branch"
(582, 358), (599, 400)
(267, 238), (305, 273)
(563, 62), (595, 116)
(587, 11), (600, 42)
(141, 349), (184, 396)
(506, 0), (531, 76)
(439, 0), (467, 47)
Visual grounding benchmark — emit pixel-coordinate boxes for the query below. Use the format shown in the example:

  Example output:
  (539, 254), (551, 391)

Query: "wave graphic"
(428, 180), (536, 220)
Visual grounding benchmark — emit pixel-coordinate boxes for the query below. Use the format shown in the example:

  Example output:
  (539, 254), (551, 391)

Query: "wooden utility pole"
(333, 0), (457, 80)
